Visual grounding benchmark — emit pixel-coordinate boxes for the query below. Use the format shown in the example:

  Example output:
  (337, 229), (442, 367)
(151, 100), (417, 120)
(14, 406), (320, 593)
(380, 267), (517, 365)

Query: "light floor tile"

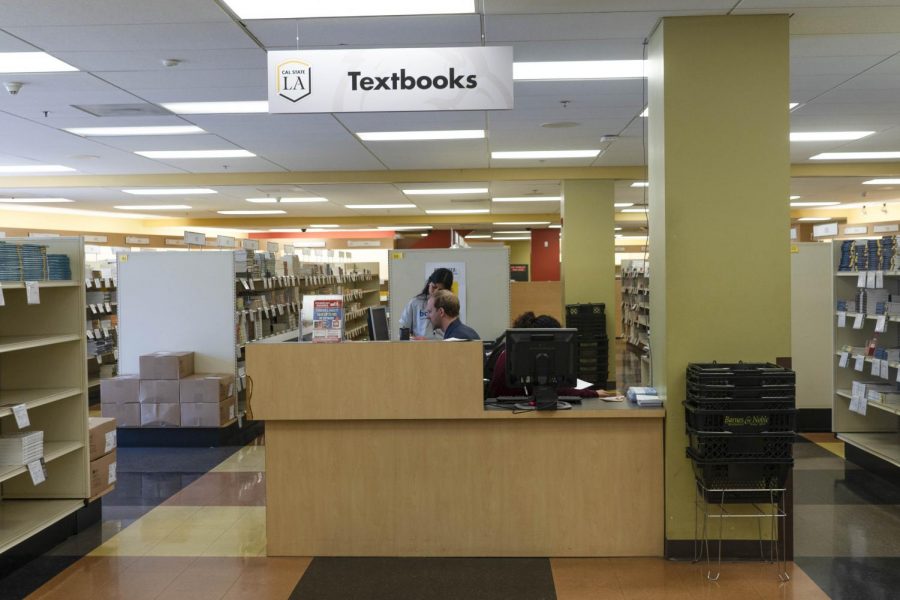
(212, 446), (266, 473)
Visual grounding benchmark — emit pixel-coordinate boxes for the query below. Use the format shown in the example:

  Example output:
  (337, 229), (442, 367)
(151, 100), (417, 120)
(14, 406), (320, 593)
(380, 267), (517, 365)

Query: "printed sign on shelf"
(267, 47), (513, 114)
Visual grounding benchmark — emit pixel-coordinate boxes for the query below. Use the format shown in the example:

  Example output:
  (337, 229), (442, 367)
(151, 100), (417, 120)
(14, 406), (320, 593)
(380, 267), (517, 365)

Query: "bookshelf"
(84, 245), (123, 391)
(621, 259), (650, 353)
(0, 237), (89, 553)
(832, 241), (900, 471)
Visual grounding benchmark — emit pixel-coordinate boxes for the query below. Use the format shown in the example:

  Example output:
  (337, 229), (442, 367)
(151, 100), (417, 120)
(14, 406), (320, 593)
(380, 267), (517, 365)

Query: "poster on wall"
(509, 264), (529, 282)
(425, 262), (466, 324)
(300, 294), (343, 342)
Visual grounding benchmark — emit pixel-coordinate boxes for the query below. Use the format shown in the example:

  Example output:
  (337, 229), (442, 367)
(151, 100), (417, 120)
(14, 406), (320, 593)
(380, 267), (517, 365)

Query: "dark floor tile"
(793, 469), (900, 505)
(116, 446), (243, 473)
(794, 505), (900, 557)
(291, 557), (558, 600)
(0, 556), (80, 600)
(105, 471), (203, 506)
(796, 557), (900, 600)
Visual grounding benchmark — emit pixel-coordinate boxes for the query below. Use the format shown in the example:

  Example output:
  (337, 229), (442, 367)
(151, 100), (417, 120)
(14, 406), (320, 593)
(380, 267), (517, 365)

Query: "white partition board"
(388, 247), (509, 341)
(117, 251), (235, 375)
(791, 242), (833, 410)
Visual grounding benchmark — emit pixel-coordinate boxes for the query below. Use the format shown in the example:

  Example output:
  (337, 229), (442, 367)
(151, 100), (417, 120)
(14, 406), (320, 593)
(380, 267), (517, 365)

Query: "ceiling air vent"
(71, 103), (173, 117)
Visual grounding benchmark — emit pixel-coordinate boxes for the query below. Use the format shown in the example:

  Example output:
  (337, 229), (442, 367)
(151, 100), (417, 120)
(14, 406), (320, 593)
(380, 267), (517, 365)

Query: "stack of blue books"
(0, 243), (20, 281)
(47, 254), (71, 280)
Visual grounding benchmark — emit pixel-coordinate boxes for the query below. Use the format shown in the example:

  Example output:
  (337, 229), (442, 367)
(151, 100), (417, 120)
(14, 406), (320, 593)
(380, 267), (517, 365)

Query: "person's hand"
(411, 335), (429, 340)
(594, 389), (617, 398)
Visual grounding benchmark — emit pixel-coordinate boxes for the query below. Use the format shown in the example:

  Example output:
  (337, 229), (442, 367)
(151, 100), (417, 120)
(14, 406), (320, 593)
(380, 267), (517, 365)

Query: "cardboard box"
(139, 351), (194, 380)
(140, 403), (181, 427)
(88, 417), (117, 460)
(90, 449), (117, 497)
(139, 379), (180, 404)
(101, 403), (141, 428)
(180, 396), (237, 427)
(100, 375), (140, 404)
(180, 373), (235, 404)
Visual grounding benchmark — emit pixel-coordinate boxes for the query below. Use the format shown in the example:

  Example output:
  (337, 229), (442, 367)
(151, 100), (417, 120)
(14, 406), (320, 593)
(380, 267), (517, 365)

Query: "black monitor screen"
(505, 328), (578, 388)
(367, 307), (390, 341)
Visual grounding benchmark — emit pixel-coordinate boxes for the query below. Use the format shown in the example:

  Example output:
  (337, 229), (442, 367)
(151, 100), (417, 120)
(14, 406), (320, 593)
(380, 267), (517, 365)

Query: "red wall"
(531, 229), (560, 281)
(411, 230), (451, 249)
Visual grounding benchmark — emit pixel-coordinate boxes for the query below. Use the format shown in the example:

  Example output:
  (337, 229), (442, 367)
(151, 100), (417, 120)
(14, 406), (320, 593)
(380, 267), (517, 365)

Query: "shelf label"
(853, 314), (864, 330)
(28, 459), (46, 486)
(277, 304), (285, 316)
(876, 315), (888, 333)
(239, 278), (250, 290)
(871, 359), (881, 376)
(94, 278), (102, 289)
(105, 302), (112, 313)
(108, 461), (117, 484)
(249, 279), (256, 290)
(857, 272), (866, 287)
(837, 351), (847, 368)
(97, 353), (103, 365)
(12, 403), (29, 428)
(105, 430), (117, 453)
(85, 277), (92, 288)
(113, 349), (119, 361)
(881, 359), (890, 380)
(86, 330), (94, 339)
(25, 281), (40, 305)
(877, 271), (885, 288)
(854, 355), (865, 372)
(0, 283), (5, 307)
(837, 311), (846, 328)
(867, 271), (876, 289)
(102, 327), (110, 338)
(89, 304), (98, 314)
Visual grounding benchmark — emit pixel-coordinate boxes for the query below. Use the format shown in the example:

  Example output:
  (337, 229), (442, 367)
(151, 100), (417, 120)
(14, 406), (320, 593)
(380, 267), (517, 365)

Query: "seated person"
(425, 290), (480, 340)
(488, 312), (616, 399)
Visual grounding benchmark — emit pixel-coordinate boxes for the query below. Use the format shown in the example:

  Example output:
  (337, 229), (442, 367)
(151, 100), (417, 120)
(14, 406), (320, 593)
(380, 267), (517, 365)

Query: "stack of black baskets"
(685, 362), (796, 501)
(565, 303), (609, 387)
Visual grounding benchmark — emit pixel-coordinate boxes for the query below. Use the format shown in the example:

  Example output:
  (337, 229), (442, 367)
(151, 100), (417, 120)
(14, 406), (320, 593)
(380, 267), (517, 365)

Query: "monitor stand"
(533, 385), (559, 411)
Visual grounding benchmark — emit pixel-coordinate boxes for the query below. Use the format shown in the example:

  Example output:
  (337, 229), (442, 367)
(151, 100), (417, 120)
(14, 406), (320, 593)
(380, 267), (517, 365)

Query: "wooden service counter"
(247, 341), (664, 557)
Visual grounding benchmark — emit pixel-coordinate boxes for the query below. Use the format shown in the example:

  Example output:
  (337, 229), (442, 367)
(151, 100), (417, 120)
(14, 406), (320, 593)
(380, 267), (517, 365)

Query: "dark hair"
(431, 289), (460, 318)
(513, 311), (561, 329)
(418, 267), (454, 298)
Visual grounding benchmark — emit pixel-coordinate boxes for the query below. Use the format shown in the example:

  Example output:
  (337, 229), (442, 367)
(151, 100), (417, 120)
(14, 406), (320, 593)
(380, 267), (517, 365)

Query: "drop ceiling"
(0, 0), (899, 231)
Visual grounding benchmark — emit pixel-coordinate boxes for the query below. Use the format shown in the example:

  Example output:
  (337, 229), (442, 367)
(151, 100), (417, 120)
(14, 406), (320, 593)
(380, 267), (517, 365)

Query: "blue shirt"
(443, 319), (480, 340)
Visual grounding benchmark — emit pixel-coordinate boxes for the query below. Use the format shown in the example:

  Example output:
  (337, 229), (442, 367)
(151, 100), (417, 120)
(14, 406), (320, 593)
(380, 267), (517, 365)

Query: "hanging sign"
(268, 47), (513, 113)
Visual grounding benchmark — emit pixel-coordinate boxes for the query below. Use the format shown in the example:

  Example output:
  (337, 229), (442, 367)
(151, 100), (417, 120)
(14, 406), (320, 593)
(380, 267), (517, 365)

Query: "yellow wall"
(506, 240), (531, 278)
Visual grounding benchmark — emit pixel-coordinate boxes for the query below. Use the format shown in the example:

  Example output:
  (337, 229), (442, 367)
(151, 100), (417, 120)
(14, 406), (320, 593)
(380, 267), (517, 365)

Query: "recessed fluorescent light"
(790, 131), (874, 142)
(221, 0), (475, 19)
(811, 152), (900, 160)
(0, 165), (75, 174)
(465, 234), (491, 239)
(494, 221), (550, 226)
(269, 229), (307, 233)
(493, 236), (532, 241)
(513, 60), (645, 81)
(403, 188), (488, 195)
(492, 150), (600, 159)
(549, 225), (561, 229)
(425, 209), (490, 215)
(377, 225), (434, 231)
(359, 130), (484, 141)
(492, 196), (561, 203)
(790, 195), (801, 200)
(631, 182), (649, 188)
(0, 52), (78, 73)
(135, 149), (255, 159)
(309, 224), (339, 228)
(614, 227), (623, 231)
(246, 198), (278, 203)
(789, 103), (800, 110)
(160, 101), (268, 114)
(797, 217), (831, 222)
(0, 197), (73, 204)
(420, 233), (429, 237)
(345, 204), (417, 209)
(614, 203), (634, 208)
(619, 235), (648, 239)
(863, 179), (900, 185)
(279, 197), (328, 203)
(791, 201), (841, 207)
(114, 205), (191, 210)
(65, 126), (204, 137)
(217, 210), (286, 215)
(494, 230), (530, 234)
(639, 107), (648, 118)
(622, 208), (649, 213)
(123, 188), (217, 195)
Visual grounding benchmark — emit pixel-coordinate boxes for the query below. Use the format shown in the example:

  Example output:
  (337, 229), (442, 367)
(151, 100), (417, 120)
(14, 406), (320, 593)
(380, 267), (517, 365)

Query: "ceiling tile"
(0, 0), (231, 26)
(4, 23), (256, 52)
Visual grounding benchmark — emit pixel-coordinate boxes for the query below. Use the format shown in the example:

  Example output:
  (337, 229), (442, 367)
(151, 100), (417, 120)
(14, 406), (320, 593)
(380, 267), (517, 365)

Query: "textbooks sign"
(267, 47), (513, 113)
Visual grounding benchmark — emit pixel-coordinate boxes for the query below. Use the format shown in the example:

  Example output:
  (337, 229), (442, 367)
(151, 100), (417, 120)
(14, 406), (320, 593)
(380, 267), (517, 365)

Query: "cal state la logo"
(277, 60), (311, 102)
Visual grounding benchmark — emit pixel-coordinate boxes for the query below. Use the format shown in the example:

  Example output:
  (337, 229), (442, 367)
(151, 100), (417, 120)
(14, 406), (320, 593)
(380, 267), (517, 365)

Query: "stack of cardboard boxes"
(101, 351), (237, 428)
(88, 416), (117, 497)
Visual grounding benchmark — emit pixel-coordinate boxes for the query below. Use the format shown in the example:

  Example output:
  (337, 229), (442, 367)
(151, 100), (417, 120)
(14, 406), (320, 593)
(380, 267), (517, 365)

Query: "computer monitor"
(366, 306), (390, 341)
(505, 328), (579, 410)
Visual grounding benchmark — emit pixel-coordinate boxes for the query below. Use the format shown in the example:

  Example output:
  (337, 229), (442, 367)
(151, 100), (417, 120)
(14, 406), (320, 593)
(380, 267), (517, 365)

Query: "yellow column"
(648, 15), (791, 549)
(561, 179), (616, 385)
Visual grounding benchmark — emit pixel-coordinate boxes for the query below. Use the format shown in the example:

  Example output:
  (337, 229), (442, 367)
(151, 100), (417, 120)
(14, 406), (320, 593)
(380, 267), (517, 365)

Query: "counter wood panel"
(266, 417), (664, 557)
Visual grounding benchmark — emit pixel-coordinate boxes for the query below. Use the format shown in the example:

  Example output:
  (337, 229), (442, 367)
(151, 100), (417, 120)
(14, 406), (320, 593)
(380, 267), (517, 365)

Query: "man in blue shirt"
(425, 290), (480, 340)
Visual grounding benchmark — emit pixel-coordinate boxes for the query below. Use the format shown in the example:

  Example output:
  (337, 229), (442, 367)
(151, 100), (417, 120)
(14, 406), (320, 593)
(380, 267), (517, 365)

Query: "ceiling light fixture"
(790, 131), (874, 142)
(863, 179), (900, 185)
(493, 230), (529, 234)
(789, 103), (800, 110)
(308, 224), (340, 228)
(513, 60), (645, 80)
(160, 101), (268, 114)
(791, 201), (841, 207)
(114, 205), (192, 210)
(0, 165), (75, 174)
(811, 151), (900, 160)
(217, 210), (286, 215)
(135, 149), (255, 159)
(492, 236), (532, 241)
(639, 107), (648, 117)
(631, 182), (649, 188)
(790, 195), (801, 200)
(278, 197), (329, 203)
(465, 234), (491, 239)
(377, 225), (434, 231)
(246, 198), (278, 203)
(424, 209), (490, 214)
(0, 197), (73, 204)
(345, 203), (417, 209)
(220, 0), (475, 19)
(622, 208), (649, 213)
(0, 52), (78, 73)
(491, 150), (600, 159)
(614, 227), (623, 231)
(358, 130), (484, 141)
(0, 204), (161, 219)
(123, 188), (216, 195)
(402, 188), (488, 195)
(549, 225), (561, 229)
(493, 221), (550, 226)
(65, 126), (205, 136)
(492, 196), (561, 203)
(796, 217), (831, 222)
(614, 203), (634, 208)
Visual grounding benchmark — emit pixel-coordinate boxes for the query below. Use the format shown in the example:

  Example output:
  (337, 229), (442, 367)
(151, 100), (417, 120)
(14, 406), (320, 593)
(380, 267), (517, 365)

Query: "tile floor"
(0, 344), (896, 598)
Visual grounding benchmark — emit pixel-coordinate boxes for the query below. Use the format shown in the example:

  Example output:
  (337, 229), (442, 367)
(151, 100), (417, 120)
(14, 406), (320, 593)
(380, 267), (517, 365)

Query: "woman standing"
(397, 267), (454, 339)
